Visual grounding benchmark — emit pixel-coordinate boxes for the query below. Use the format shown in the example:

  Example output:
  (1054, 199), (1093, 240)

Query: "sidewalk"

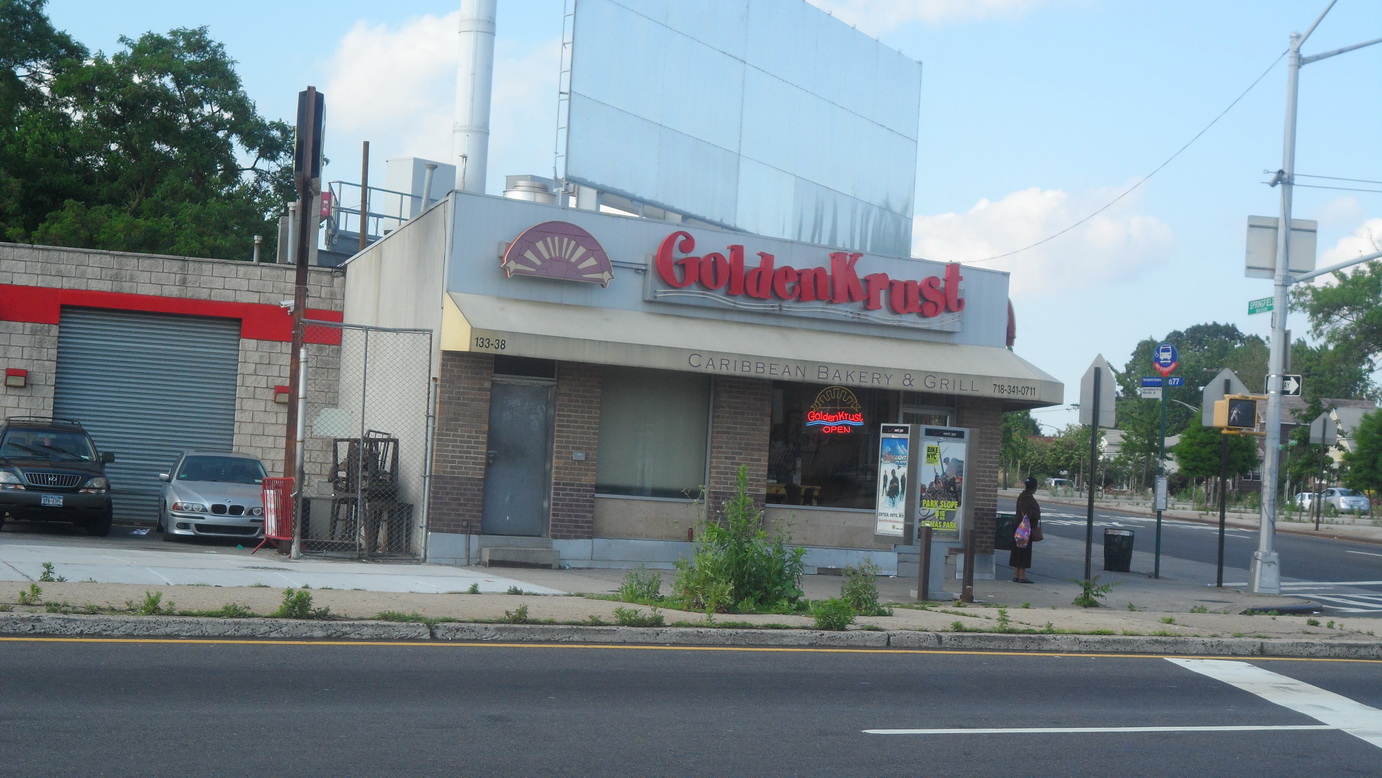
(3, 500), (1381, 657)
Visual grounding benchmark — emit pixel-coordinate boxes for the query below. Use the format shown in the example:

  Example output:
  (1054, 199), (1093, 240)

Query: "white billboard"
(565, 0), (922, 257)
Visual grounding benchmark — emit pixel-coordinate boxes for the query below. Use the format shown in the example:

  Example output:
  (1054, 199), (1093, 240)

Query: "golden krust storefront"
(341, 190), (1062, 575)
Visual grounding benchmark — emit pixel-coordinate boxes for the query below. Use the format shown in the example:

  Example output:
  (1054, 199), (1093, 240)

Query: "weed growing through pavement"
(128, 591), (174, 615)
(618, 567), (663, 604)
(1307, 618), (1320, 627)
(504, 604), (530, 623)
(1127, 603), (1137, 611)
(810, 598), (855, 631)
(274, 588), (332, 620)
(1189, 605), (1208, 613)
(613, 606), (664, 627)
(840, 559), (891, 617)
(1161, 617), (1175, 625)
(1073, 577), (1113, 608)
(467, 583), (480, 594)
(18, 584), (42, 605)
(506, 586), (531, 595)
(996, 608), (1011, 632)
(39, 563), (66, 582)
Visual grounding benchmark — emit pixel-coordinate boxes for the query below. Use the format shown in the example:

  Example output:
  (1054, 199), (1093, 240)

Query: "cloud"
(807, 0), (1058, 33)
(318, 12), (562, 194)
(1311, 217), (1382, 284)
(911, 185), (1176, 299)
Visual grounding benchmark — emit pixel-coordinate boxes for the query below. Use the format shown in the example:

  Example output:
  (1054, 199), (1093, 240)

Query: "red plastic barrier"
(254, 477), (295, 553)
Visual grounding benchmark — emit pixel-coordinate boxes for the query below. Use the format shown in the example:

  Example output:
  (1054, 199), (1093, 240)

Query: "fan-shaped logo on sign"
(501, 221), (614, 287)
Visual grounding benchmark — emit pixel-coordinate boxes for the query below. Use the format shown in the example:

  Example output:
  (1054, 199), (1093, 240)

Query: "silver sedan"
(158, 452), (267, 541)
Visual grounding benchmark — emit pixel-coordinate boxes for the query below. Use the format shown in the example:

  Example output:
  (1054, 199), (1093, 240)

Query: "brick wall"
(707, 377), (772, 518)
(957, 399), (1003, 554)
(428, 351), (492, 535)
(550, 362), (601, 539)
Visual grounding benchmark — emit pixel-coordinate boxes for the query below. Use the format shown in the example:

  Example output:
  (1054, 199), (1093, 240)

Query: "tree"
(999, 410), (1041, 487)
(1, 4), (294, 259)
(1172, 417), (1259, 484)
(1343, 410), (1382, 496)
(1295, 256), (1382, 377)
(1116, 323), (1268, 489)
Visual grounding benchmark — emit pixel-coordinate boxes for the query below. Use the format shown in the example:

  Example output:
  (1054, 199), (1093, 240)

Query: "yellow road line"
(2, 635), (1380, 663)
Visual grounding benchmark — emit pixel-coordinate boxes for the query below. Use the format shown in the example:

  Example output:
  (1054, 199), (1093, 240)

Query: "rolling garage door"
(54, 308), (241, 523)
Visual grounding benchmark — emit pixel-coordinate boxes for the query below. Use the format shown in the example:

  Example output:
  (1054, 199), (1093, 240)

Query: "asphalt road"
(2, 640), (1379, 776)
(1001, 497), (1382, 616)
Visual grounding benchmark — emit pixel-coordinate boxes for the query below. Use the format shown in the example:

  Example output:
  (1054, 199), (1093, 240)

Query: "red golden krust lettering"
(829, 252), (865, 304)
(745, 252), (775, 300)
(727, 245), (747, 295)
(655, 231), (698, 288)
(701, 252), (730, 290)
(943, 262), (965, 313)
(772, 266), (799, 300)
(919, 275), (945, 317)
(798, 266), (829, 301)
(863, 273), (890, 311)
(656, 231), (965, 319)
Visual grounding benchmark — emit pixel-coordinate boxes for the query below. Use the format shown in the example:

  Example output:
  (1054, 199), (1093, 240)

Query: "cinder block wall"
(0, 243), (343, 476)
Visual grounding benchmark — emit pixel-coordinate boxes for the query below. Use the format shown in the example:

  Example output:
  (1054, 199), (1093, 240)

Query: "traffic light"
(1212, 396), (1258, 431)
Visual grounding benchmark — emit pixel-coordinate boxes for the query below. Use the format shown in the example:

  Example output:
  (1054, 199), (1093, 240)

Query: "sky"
(45, 0), (1382, 431)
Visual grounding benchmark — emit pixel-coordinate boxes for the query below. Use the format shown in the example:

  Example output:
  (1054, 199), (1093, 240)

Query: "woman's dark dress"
(1008, 489), (1041, 569)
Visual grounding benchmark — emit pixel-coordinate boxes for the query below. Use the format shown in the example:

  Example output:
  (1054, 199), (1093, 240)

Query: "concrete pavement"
(2, 496), (1381, 658)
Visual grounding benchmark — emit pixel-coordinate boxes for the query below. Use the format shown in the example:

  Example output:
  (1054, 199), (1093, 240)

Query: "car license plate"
(41, 494), (63, 507)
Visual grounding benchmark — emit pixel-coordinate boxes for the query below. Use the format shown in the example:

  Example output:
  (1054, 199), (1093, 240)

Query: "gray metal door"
(54, 308), (240, 523)
(481, 380), (553, 536)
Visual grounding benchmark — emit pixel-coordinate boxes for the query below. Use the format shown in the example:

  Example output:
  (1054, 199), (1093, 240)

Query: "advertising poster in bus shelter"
(874, 424), (909, 537)
(917, 426), (967, 538)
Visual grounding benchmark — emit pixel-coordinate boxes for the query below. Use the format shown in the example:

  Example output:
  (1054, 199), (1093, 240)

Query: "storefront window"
(768, 383), (898, 509)
(596, 367), (710, 498)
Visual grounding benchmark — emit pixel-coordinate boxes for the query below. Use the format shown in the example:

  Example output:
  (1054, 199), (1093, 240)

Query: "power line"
(1293, 183), (1382, 194)
(961, 50), (1289, 265)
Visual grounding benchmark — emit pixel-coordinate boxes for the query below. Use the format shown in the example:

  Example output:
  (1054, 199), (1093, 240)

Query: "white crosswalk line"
(1168, 658), (1382, 749)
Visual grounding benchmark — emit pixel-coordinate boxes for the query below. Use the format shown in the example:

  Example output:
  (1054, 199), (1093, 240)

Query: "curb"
(5, 613), (1381, 659)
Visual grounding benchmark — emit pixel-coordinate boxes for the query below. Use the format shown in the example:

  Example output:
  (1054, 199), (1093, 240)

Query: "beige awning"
(444, 293), (1063, 406)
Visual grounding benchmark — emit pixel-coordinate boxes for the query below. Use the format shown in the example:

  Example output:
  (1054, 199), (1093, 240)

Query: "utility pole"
(1254, 4), (1381, 594)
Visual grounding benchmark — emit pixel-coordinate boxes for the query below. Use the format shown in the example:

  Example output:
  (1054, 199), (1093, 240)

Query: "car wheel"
(87, 505), (113, 537)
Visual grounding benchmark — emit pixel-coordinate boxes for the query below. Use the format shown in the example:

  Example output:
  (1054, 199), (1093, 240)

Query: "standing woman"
(1010, 476), (1041, 583)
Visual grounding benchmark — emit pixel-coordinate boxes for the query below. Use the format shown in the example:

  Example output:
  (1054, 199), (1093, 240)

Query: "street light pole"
(1254, 4), (1382, 595)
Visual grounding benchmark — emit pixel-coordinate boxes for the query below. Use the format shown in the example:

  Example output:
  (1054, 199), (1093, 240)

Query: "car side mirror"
(102, 451), (115, 464)
(158, 473), (169, 482)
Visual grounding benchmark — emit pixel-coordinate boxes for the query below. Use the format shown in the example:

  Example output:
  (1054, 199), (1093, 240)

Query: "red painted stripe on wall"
(0, 284), (343, 345)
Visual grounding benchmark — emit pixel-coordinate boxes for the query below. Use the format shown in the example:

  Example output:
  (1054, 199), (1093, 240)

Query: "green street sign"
(1248, 296), (1274, 315)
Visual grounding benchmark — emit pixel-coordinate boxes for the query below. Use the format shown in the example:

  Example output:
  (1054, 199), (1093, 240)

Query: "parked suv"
(0, 417), (115, 535)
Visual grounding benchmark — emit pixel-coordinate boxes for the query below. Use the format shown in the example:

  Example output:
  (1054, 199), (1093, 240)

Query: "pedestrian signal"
(1212, 396), (1257, 430)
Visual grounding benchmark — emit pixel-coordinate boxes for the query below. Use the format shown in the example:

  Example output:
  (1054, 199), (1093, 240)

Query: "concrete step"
(480, 546), (560, 569)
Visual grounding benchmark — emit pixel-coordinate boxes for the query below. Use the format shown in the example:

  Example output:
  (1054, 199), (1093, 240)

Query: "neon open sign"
(807, 386), (864, 434)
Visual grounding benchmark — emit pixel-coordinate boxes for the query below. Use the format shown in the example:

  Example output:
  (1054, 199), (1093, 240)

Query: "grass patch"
(613, 606), (665, 627)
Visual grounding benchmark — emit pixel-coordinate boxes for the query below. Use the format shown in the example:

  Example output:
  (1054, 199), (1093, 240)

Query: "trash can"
(1103, 528), (1134, 572)
(995, 512), (1017, 551)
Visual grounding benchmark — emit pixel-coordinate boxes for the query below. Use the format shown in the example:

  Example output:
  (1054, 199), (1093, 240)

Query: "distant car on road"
(158, 452), (267, 541)
(1320, 487), (1371, 516)
(1291, 492), (1318, 511)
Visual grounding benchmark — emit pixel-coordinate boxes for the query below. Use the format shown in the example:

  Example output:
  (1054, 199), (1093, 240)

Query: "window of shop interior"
(595, 366), (710, 499)
(768, 384), (901, 510)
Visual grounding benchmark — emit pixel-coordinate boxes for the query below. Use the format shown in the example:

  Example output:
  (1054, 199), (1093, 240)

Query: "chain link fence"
(299, 321), (433, 559)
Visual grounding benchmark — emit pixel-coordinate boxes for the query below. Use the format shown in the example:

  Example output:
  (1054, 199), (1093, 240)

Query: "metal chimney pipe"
(453, 0), (495, 194)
